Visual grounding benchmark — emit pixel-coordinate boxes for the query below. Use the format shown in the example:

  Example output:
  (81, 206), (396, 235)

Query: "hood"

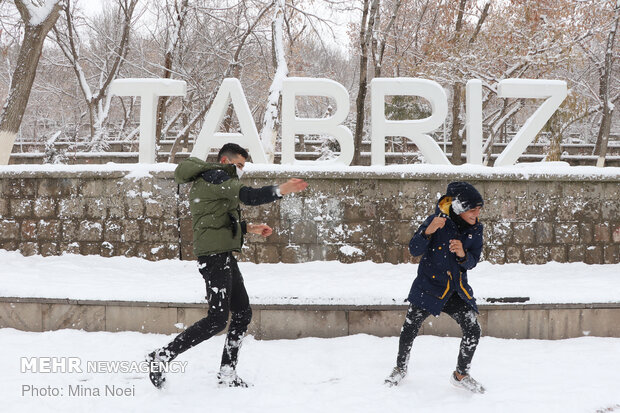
(435, 195), (453, 217)
(174, 157), (237, 184)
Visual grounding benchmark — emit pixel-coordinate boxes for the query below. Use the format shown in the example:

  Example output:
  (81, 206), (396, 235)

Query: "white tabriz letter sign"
(281, 77), (354, 166)
(191, 78), (268, 163)
(494, 79), (567, 166)
(370, 78), (451, 166)
(0, 77), (569, 167)
(110, 79), (187, 164)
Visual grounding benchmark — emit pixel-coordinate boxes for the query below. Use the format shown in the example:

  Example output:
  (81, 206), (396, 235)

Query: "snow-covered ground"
(1, 328), (618, 413)
(1, 250), (619, 305)
(1, 251), (619, 411)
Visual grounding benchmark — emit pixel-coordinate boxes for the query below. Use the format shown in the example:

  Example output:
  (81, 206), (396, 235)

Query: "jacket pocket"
(415, 274), (450, 299)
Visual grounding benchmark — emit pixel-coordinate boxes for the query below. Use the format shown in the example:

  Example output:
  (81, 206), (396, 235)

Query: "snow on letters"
(1, 77), (568, 167)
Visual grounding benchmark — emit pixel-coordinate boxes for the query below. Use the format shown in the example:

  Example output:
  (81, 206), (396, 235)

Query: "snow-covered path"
(1, 328), (618, 413)
(1, 250), (619, 305)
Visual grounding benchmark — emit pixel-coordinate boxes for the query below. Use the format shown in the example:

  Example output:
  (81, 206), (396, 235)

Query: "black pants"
(163, 252), (252, 370)
(396, 293), (481, 375)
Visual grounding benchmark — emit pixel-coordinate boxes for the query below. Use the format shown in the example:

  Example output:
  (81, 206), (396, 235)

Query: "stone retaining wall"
(1, 297), (618, 339)
(0, 169), (619, 264)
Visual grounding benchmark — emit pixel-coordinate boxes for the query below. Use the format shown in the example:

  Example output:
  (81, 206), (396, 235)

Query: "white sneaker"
(217, 365), (252, 388)
(450, 372), (486, 393)
(384, 366), (407, 387)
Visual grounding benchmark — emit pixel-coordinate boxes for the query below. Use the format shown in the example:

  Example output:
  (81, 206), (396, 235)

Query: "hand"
(424, 217), (446, 235)
(279, 178), (308, 195)
(449, 239), (465, 258)
(247, 223), (273, 238)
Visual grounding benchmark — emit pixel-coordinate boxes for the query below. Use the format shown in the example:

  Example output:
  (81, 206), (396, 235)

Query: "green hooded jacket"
(175, 157), (245, 257)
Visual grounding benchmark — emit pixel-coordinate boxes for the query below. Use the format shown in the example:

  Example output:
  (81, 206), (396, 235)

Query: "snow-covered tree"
(574, 0), (620, 166)
(0, 0), (63, 165)
(52, 0), (138, 151)
(166, 0), (274, 161)
(260, 0), (288, 163)
(153, 0), (190, 145)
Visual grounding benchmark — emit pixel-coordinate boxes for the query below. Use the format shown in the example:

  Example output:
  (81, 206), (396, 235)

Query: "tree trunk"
(260, 0), (288, 163)
(353, 0), (379, 165)
(155, 52), (174, 144)
(546, 130), (562, 162)
(155, 0), (189, 145)
(373, 0), (402, 78)
(594, 4), (620, 167)
(0, 1), (62, 165)
(448, 0), (467, 165)
(450, 83), (464, 164)
(595, 104), (613, 166)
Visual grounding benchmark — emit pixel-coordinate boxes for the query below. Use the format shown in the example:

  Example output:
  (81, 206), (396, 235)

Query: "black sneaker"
(146, 349), (172, 389)
(217, 365), (252, 388)
(384, 366), (407, 387)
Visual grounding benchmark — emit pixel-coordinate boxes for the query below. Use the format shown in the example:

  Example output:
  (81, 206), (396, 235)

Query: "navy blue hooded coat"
(407, 196), (483, 316)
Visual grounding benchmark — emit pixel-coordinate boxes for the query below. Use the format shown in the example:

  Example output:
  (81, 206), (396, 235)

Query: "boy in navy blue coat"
(385, 181), (485, 393)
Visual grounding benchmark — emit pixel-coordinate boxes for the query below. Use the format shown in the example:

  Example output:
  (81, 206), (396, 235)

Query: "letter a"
(191, 78), (267, 163)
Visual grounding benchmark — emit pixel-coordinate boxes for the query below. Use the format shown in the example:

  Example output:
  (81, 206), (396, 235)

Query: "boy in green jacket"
(147, 143), (307, 389)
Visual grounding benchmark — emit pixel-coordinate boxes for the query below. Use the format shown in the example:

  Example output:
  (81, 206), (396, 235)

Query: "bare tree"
(448, 0), (489, 165)
(0, 0), (63, 165)
(52, 0), (137, 151)
(371, 0), (402, 78)
(167, 0), (274, 162)
(154, 0), (190, 144)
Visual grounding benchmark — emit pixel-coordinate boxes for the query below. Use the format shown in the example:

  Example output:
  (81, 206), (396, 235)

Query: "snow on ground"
(1, 250), (619, 305)
(0, 328), (618, 413)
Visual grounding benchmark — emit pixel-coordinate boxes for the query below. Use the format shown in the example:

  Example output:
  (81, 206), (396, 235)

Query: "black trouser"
(396, 293), (481, 375)
(163, 252), (252, 370)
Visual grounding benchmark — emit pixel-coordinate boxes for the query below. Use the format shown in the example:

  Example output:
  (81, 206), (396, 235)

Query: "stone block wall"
(0, 171), (180, 260)
(1, 168), (619, 264)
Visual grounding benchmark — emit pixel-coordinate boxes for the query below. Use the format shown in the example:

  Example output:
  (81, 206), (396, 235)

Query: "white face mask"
(235, 166), (244, 178)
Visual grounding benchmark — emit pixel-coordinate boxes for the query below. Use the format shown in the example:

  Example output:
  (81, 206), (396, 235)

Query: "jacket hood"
(174, 157), (237, 184)
(435, 195), (452, 217)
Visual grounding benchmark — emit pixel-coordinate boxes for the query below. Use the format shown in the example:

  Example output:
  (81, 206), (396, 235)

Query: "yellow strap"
(460, 278), (473, 299)
(440, 280), (450, 299)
